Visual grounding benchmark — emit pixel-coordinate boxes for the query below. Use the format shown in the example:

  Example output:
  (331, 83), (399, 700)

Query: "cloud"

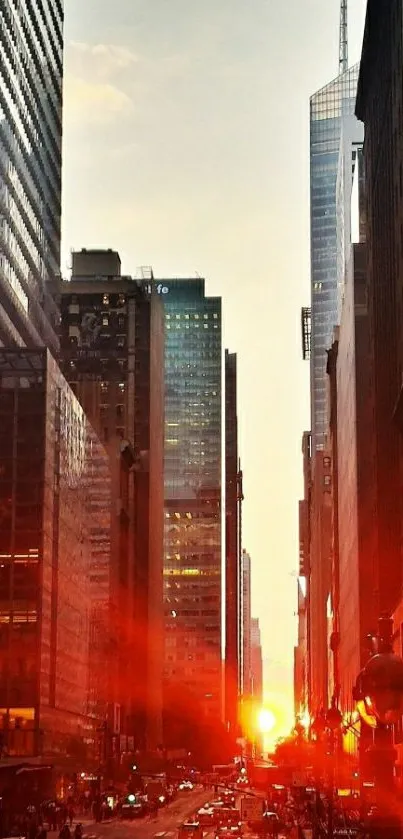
(68, 41), (139, 78)
(64, 75), (133, 124)
(64, 41), (137, 124)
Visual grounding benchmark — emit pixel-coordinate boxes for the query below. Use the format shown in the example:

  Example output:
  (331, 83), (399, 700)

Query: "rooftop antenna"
(339, 0), (348, 74)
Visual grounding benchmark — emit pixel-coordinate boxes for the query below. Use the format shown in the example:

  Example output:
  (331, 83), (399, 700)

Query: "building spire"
(339, 0), (348, 73)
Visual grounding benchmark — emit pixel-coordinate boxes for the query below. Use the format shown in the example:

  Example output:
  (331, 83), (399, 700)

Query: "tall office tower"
(310, 63), (359, 451)
(241, 550), (252, 696)
(0, 348), (109, 759)
(355, 3), (403, 623)
(294, 580), (308, 717)
(297, 432), (311, 711)
(225, 350), (242, 733)
(334, 144), (377, 724)
(250, 618), (263, 703)
(0, 2), (63, 352)
(58, 250), (165, 751)
(304, 1), (360, 716)
(162, 279), (222, 723)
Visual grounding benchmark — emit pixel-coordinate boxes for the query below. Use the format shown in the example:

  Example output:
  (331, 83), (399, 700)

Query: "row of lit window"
(166, 324), (219, 330)
(166, 313), (219, 320)
(163, 569), (220, 576)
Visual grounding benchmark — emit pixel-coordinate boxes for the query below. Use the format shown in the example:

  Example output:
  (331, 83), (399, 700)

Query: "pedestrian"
(68, 808), (74, 829)
(59, 824), (71, 839)
(38, 823), (47, 839)
(74, 824), (82, 839)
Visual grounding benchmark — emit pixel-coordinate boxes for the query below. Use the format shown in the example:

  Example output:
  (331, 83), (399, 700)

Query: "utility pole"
(339, 0), (348, 74)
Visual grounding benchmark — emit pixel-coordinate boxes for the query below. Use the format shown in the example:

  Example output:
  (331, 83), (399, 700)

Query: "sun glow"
(258, 708), (276, 734)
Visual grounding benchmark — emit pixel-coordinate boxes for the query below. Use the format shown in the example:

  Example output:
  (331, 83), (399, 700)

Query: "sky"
(62, 0), (367, 739)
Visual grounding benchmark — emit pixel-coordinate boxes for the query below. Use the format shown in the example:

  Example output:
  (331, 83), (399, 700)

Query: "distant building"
(294, 580), (308, 718)
(57, 250), (165, 751)
(162, 279), (222, 721)
(241, 550), (252, 696)
(225, 350), (242, 733)
(297, 432), (311, 711)
(0, 348), (108, 758)
(250, 618), (263, 704)
(0, 3), (62, 351)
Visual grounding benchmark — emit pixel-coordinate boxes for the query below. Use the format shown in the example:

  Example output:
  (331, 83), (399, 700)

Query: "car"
(221, 792), (236, 807)
(216, 808), (242, 828)
(179, 780), (194, 791)
(197, 806), (215, 826)
(215, 827), (242, 839)
(178, 821), (203, 839)
(119, 795), (146, 819)
(258, 812), (281, 836)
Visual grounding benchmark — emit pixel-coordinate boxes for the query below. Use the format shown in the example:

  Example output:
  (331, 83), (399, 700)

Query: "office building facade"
(162, 279), (222, 722)
(58, 250), (165, 751)
(224, 350), (242, 733)
(241, 550), (252, 697)
(310, 64), (358, 451)
(0, 1), (63, 351)
(0, 348), (107, 758)
(356, 2), (403, 620)
(250, 618), (263, 704)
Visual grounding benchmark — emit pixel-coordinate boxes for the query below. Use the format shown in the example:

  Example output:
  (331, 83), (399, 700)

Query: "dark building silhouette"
(356, 3), (403, 618)
(224, 351), (242, 734)
(57, 250), (165, 751)
(0, 349), (108, 758)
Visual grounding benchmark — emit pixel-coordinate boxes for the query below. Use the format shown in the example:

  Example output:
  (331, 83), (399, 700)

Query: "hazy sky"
(63, 0), (367, 736)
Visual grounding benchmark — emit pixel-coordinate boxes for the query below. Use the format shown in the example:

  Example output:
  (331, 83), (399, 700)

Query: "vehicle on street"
(179, 781), (194, 791)
(221, 791), (236, 807)
(216, 808), (242, 828)
(197, 805), (215, 826)
(253, 811), (281, 836)
(119, 794), (146, 819)
(236, 777), (249, 788)
(178, 820), (203, 839)
(214, 826), (242, 839)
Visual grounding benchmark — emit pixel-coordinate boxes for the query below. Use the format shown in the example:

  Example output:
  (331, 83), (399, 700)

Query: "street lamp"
(353, 615), (403, 834)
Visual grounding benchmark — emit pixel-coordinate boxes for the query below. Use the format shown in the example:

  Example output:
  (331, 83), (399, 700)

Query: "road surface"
(80, 788), (213, 839)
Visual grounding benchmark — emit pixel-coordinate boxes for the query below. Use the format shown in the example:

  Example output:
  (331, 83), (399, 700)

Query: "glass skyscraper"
(310, 64), (358, 449)
(0, 1), (63, 352)
(162, 279), (222, 720)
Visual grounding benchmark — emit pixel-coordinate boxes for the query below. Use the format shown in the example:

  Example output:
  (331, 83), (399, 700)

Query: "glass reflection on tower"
(0, 0), (63, 350)
(310, 64), (359, 450)
(162, 279), (222, 719)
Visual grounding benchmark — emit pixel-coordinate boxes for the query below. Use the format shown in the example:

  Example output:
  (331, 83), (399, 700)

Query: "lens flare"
(258, 708), (276, 733)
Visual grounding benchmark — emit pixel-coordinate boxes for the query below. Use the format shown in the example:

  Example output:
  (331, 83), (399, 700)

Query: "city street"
(81, 789), (212, 839)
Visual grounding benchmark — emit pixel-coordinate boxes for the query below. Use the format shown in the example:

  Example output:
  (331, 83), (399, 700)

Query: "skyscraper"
(162, 279), (222, 722)
(310, 64), (359, 450)
(250, 618), (263, 704)
(303, 2), (363, 716)
(225, 350), (242, 733)
(355, 0), (403, 630)
(241, 550), (252, 696)
(0, 348), (108, 758)
(0, 1), (63, 352)
(57, 250), (165, 751)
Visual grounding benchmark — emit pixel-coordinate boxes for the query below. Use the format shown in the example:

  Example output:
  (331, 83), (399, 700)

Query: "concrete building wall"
(356, 2), (403, 618)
